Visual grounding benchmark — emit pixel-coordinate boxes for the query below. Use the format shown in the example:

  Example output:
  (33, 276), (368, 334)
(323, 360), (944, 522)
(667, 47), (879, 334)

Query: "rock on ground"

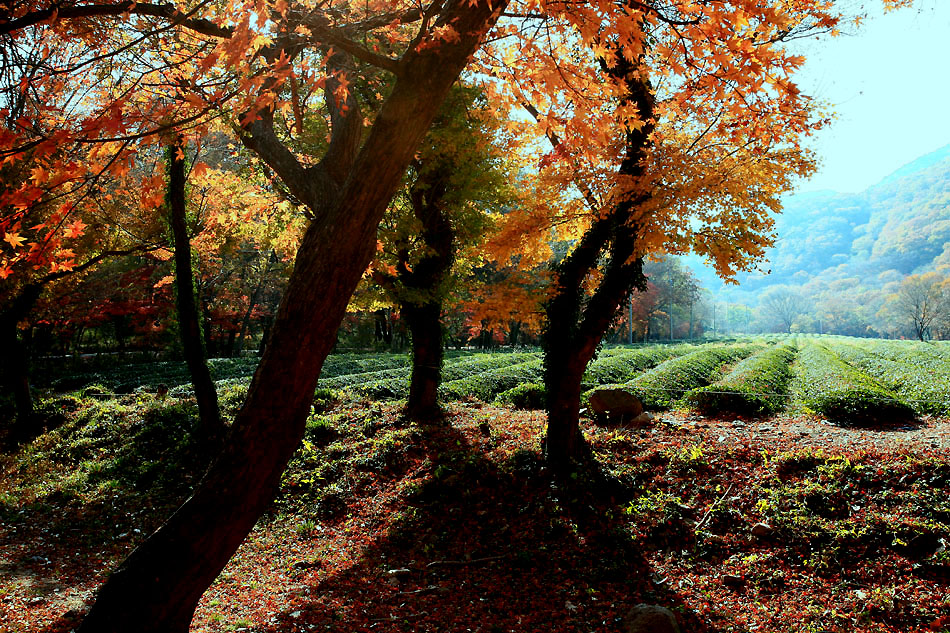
(624, 603), (682, 633)
(588, 388), (645, 425)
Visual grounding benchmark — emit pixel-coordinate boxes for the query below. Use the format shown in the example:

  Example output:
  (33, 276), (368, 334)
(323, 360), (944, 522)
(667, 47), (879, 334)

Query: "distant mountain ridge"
(689, 143), (950, 299)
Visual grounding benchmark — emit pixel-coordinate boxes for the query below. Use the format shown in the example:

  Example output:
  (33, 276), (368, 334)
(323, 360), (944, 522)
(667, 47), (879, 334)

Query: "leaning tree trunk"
(167, 137), (224, 441)
(543, 50), (654, 473)
(77, 2), (505, 630)
(543, 212), (645, 470)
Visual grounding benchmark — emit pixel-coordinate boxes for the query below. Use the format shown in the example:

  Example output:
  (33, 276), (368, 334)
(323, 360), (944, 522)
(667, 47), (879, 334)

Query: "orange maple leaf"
(3, 232), (25, 249)
(64, 219), (87, 239)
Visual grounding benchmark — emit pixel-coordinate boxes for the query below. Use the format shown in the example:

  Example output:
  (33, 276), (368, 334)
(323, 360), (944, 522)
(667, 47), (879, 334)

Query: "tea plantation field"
(34, 336), (950, 424)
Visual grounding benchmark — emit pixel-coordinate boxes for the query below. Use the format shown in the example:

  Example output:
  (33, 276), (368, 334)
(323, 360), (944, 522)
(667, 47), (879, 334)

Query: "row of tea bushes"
(326, 352), (541, 400)
(792, 344), (915, 425)
(828, 342), (950, 416)
(685, 344), (798, 416)
(621, 344), (760, 409)
(439, 345), (696, 405)
(581, 345), (690, 388)
(320, 353), (409, 378)
(440, 359), (545, 402)
(320, 367), (411, 396)
(440, 352), (539, 382)
(55, 352), (409, 395)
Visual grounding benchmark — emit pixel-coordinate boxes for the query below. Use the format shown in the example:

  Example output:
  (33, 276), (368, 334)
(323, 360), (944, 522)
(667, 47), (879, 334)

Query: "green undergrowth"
(2, 392), (949, 633)
(0, 393), (213, 533)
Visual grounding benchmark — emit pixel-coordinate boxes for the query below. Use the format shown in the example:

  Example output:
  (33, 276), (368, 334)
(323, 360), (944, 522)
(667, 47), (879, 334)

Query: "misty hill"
(691, 143), (950, 298)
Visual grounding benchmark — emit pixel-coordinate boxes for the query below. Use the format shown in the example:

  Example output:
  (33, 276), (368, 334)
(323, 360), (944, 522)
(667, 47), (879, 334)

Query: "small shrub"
(218, 383), (249, 417)
(496, 383), (545, 410)
(312, 387), (339, 413)
(305, 415), (339, 445)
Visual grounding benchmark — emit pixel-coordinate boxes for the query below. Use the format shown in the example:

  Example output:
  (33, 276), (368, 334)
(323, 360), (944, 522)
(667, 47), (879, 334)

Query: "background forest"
(17, 141), (950, 363)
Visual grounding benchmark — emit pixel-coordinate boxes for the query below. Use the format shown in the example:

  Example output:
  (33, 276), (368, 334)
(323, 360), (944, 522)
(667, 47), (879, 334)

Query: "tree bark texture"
(168, 137), (224, 440)
(78, 2), (506, 630)
(543, 51), (654, 473)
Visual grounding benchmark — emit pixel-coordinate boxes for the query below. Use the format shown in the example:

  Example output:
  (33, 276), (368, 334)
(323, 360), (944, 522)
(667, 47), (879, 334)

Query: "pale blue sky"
(793, 2), (950, 193)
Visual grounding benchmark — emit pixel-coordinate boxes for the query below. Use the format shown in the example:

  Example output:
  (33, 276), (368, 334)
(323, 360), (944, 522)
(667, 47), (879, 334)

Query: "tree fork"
(543, 45), (654, 473)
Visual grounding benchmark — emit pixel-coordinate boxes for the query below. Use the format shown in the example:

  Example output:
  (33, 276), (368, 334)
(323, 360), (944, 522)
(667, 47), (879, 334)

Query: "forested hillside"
(696, 143), (950, 293)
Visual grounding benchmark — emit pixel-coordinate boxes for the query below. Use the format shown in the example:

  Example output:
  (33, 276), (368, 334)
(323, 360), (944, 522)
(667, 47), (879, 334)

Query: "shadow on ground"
(257, 416), (723, 633)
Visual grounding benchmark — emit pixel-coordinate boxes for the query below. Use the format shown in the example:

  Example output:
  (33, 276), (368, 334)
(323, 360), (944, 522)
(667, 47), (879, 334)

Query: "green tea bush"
(792, 344), (915, 425)
(582, 345), (688, 389)
(495, 382), (545, 410)
(320, 367), (410, 391)
(622, 344), (759, 410)
(440, 352), (539, 382)
(320, 353), (408, 377)
(440, 359), (544, 401)
(834, 341), (950, 416)
(686, 344), (797, 416)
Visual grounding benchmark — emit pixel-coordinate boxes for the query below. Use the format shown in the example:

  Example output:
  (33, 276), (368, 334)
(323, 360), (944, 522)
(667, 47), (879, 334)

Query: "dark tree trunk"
(543, 51), (654, 473)
(374, 308), (393, 345)
(1, 284), (41, 442)
(4, 330), (34, 436)
(167, 137), (224, 441)
(404, 301), (444, 419)
(375, 166), (455, 420)
(545, 344), (592, 466)
(543, 211), (646, 470)
(257, 313), (273, 355)
(234, 252), (273, 356)
(399, 169), (455, 420)
(78, 2), (505, 630)
(200, 296), (215, 356)
(225, 329), (237, 356)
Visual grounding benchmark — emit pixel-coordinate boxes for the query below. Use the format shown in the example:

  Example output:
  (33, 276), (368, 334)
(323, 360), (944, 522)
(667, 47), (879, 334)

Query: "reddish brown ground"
(2, 401), (948, 633)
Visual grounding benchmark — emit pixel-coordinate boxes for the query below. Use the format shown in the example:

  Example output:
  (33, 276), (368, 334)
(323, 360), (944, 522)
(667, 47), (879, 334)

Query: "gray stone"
(623, 604), (681, 633)
(588, 389), (644, 425)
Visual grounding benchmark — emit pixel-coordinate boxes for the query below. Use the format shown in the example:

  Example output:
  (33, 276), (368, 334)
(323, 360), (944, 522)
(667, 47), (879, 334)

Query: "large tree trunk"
(404, 301), (444, 420)
(544, 343), (593, 467)
(401, 173), (454, 420)
(543, 212), (645, 471)
(77, 2), (505, 630)
(3, 328), (35, 441)
(167, 137), (224, 441)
